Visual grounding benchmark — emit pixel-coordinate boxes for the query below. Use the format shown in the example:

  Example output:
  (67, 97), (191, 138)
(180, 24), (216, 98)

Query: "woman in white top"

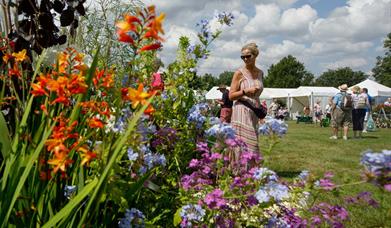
(351, 86), (369, 138)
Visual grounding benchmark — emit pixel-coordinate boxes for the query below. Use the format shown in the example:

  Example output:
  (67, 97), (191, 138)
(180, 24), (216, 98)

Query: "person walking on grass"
(351, 86), (370, 139)
(314, 100), (322, 125)
(330, 84), (352, 140)
(216, 84), (233, 123)
(362, 88), (372, 133)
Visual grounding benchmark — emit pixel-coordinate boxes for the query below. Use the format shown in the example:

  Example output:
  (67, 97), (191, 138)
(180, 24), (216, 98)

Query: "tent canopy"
(289, 86), (338, 97)
(205, 86), (230, 100)
(349, 79), (391, 97)
(259, 88), (296, 99)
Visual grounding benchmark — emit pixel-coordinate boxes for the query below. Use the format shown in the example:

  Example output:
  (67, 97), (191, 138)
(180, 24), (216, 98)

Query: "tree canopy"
(264, 55), (314, 88)
(314, 67), (367, 88)
(372, 33), (391, 87)
(216, 71), (234, 86)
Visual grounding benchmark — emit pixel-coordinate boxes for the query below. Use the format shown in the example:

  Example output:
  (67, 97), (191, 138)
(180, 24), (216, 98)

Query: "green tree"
(189, 73), (218, 91)
(372, 33), (391, 87)
(264, 55), (314, 88)
(217, 71), (234, 86)
(315, 67), (367, 88)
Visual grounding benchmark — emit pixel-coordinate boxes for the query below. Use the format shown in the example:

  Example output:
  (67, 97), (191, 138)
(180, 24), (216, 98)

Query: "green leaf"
(0, 112), (11, 159)
(2, 122), (55, 227)
(42, 178), (98, 228)
(173, 208), (182, 227)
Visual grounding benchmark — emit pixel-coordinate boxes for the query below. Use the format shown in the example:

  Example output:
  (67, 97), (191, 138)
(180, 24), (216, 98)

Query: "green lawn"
(262, 121), (391, 227)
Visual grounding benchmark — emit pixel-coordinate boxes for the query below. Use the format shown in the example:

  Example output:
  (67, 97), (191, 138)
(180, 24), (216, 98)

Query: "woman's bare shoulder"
(233, 70), (243, 80)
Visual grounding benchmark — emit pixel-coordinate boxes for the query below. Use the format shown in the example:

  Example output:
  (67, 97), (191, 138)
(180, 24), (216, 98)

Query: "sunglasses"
(240, 55), (252, 60)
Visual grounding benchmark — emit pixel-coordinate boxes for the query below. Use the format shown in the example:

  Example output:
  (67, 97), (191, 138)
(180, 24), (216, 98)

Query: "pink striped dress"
(231, 68), (263, 153)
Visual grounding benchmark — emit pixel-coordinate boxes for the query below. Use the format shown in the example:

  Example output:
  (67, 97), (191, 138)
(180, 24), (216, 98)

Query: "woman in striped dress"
(229, 43), (264, 154)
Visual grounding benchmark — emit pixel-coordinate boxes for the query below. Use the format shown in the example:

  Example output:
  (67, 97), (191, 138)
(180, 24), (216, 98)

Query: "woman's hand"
(244, 86), (261, 95)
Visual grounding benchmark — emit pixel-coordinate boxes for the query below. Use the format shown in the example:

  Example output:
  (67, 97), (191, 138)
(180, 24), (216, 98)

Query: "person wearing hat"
(330, 84), (352, 140)
(216, 84), (233, 123)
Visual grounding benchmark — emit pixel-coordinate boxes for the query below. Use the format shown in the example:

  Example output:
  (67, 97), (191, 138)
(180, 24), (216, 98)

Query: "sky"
(143, 0), (391, 78)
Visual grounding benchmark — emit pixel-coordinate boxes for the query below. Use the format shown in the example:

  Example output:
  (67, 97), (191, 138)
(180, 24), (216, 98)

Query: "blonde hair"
(352, 86), (360, 93)
(241, 43), (259, 57)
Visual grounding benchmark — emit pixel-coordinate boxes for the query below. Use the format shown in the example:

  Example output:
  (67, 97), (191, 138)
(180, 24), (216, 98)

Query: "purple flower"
(196, 142), (209, 153)
(189, 159), (200, 168)
(318, 178), (335, 191)
(310, 203), (349, 227)
(385, 184), (391, 192)
(204, 189), (227, 209)
(214, 11), (235, 26)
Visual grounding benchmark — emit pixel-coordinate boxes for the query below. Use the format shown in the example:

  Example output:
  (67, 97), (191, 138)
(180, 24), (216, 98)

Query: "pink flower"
(151, 72), (164, 91)
(384, 184), (391, 192)
(204, 189), (227, 209)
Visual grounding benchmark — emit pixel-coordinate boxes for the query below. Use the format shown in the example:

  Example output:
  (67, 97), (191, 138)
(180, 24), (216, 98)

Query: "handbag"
(238, 99), (267, 119)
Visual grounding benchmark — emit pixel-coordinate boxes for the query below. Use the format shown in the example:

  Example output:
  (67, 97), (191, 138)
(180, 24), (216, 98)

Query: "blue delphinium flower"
(253, 167), (276, 181)
(206, 123), (236, 139)
(258, 123), (270, 135)
(127, 148), (139, 162)
(255, 188), (270, 203)
(361, 149), (391, 173)
(267, 216), (289, 228)
(187, 45), (196, 54)
(258, 118), (288, 137)
(209, 117), (221, 125)
(268, 182), (289, 201)
(118, 208), (145, 228)
(64, 185), (77, 199)
(214, 11), (235, 26)
(196, 19), (210, 38)
(180, 204), (206, 227)
(255, 182), (289, 203)
(188, 103), (209, 129)
(298, 170), (310, 180)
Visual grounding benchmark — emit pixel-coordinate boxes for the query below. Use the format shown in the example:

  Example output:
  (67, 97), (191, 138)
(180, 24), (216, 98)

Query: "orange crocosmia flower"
(31, 83), (48, 96)
(47, 150), (73, 173)
(12, 49), (28, 62)
(148, 5), (156, 14)
(2, 53), (12, 63)
(88, 117), (104, 128)
(77, 146), (97, 166)
(117, 31), (135, 44)
(68, 73), (88, 94)
(150, 13), (165, 34)
(144, 104), (155, 115)
(127, 83), (152, 109)
(8, 63), (21, 77)
(139, 43), (162, 52)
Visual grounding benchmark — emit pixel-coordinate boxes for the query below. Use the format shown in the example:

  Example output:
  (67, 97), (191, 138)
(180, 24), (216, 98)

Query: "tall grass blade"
(2, 123), (54, 227)
(41, 178), (98, 228)
(0, 112), (11, 159)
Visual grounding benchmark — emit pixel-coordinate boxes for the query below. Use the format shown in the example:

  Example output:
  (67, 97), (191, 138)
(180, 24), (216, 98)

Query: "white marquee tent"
(349, 79), (391, 104)
(205, 86), (340, 119)
(288, 86), (339, 119)
(205, 86), (229, 100)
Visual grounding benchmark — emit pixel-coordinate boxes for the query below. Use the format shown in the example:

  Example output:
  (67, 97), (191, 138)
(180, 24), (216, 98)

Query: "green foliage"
(264, 55), (314, 88)
(372, 33), (391, 87)
(217, 71), (234, 87)
(314, 67), (367, 88)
